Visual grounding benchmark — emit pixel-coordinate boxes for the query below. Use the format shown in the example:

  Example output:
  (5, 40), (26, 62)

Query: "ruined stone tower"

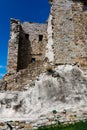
(1, 1), (87, 127)
(7, 0), (87, 75)
(1, 0), (87, 90)
(8, 19), (47, 73)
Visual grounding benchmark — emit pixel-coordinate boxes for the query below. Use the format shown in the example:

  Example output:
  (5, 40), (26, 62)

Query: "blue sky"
(0, 0), (50, 79)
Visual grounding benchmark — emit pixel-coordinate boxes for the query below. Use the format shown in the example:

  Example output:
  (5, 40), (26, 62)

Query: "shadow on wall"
(17, 27), (32, 71)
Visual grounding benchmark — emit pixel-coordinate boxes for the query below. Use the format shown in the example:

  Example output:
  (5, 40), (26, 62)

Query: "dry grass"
(45, 64), (53, 73)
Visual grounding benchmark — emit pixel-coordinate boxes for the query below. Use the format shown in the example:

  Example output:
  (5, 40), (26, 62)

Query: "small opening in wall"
(39, 35), (43, 41)
(31, 58), (36, 63)
(25, 34), (29, 39)
(83, 1), (87, 11)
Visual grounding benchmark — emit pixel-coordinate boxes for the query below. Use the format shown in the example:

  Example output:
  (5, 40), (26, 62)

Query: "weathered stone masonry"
(1, 0), (87, 90)
(8, 20), (47, 73)
(50, 0), (87, 69)
(4, 20), (47, 90)
(0, 0), (87, 128)
(7, 19), (20, 73)
(8, 0), (87, 74)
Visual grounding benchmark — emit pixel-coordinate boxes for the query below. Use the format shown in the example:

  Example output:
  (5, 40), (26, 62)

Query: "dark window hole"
(39, 35), (43, 41)
(83, 1), (87, 11)
(25, 34), (29, 39)
(31, 58), (36, 63)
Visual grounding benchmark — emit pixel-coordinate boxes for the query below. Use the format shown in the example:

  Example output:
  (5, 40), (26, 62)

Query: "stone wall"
(7, 0), (87, 76)
(1, 65), (87, 129)
(16, 61), (46, 89)
(2, 19), (48, 90)
(1, 1), (87, 127)
(4, 0), (87, 91)
(50, 0), (87, 69)
(7, 19), (20, 73)
(7, 20), (47, 74)
(72, 1), (87, 69)
(22, 22), (47, 62)
(17, 26), (31, 71)
(51, 0), (76, 65)
(45, 14), (54, 64)
(0, 61), (46, 91)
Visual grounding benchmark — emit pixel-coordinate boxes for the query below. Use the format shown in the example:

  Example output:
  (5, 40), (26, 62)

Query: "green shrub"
(52, 110), (57, 114)
(37, 120), (87, 130)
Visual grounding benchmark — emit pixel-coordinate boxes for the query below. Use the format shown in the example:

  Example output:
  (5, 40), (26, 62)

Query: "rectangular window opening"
(39, 35), (43, 41)
(83, 1), (87, 11)
(25, 34), (29, 39)
(31, 58), (36, 63)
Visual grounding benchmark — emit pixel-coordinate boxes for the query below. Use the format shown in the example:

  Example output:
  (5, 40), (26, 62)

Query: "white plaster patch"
(0, 65), (87, 123)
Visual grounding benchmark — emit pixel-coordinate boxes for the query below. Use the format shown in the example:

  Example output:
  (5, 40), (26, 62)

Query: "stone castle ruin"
(1, 0), (87, 90)
(0, 1), (87, 128)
